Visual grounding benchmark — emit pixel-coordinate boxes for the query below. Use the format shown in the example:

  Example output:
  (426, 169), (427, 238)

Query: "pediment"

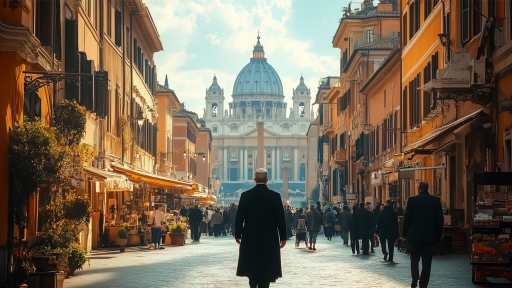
(242, 128), (279, 137)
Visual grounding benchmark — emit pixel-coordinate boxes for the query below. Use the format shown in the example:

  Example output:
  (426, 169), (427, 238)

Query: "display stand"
(471, 172), (512, 283)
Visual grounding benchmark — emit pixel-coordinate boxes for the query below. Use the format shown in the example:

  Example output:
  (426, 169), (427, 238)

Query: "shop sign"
(72, 179), (83, 189)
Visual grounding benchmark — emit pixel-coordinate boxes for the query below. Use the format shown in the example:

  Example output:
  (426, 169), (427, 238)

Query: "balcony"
(105, 132), (122, 160)
(334, 149), (348, 166)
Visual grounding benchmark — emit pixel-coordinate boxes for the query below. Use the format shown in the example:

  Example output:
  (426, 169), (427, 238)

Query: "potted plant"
(388, 183), (399, 200)
(118, 228), (128, 252)
(169, 222), (187, 246)
(67, 242), (89, 276)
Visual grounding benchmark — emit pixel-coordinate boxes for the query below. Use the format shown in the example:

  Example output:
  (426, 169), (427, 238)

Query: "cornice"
(0, 21), (41, 63)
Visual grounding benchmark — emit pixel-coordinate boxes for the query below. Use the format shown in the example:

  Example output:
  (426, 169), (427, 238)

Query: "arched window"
(299, 102), (305, 117)
(212, 103), (217, 117)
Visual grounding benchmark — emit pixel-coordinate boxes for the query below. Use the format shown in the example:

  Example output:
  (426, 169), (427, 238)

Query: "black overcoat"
(376, 206), (399, 239)
(353, 207), (373, 238)
(235, 184), (287, 280)
(403, 191), (444, 244)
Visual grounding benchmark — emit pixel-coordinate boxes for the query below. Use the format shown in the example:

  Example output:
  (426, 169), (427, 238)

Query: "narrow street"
(66, 233), (504, 288)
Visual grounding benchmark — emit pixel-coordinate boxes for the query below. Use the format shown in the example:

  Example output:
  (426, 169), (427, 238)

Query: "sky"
(145, 0), (372, 117)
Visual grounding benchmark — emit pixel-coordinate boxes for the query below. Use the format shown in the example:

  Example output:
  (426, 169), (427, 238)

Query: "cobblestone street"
(65, 233), (508, 288)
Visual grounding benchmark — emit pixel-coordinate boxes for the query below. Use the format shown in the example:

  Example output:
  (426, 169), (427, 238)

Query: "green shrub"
(117, 228), (128, 239)
(67, 243), (89, 271)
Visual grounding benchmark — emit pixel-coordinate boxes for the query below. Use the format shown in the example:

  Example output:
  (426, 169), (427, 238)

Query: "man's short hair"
(154, 204), (159, 209)
(254, 168), (268, 183)
(418, 182), (429, 191)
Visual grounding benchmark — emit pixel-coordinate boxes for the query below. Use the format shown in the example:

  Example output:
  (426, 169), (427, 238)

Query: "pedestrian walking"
(206, 206), (214, 236)
(305, 204), (322, 251)
(396, 203), (404, 216)
(350, 204), (360, 255)
(148, 204), (164, 249)
(367, 204), (376, 253)
(338, 205), (351, 245)
(403, 182), (444, 288)
(235, 168), (287, 288)
(211, 208), (223, 237)
(353, 202), (373, 255)
(229, 202), (238, 237)
(222, 206), (230, 236)
(324, 208), (336, 241)
(189, 205), (203, 241)
(376, 201), (399, 262)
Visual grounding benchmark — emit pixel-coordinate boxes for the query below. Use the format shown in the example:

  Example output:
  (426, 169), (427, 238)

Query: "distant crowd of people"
(181, 203), (239, 241)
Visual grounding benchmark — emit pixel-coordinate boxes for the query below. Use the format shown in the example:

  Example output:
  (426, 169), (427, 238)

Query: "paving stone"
(65, 234), (508, 287)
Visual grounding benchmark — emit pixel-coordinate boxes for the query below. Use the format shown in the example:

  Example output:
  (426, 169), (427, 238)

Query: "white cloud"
(149, 0), (339, 116)
(205, 32), (222, 45)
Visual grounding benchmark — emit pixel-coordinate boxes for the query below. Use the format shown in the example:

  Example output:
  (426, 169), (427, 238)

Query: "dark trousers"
(231, 223), (236, 237)
(361, 234), (370, 254)
(249, 278), (270, 288)
(380, 237), (396, 261)
(370, 233), (375, 249)
(208, 221), (213, 236)
(222, 223), (228, 236)
(214, 224), (222, 236)
(350, 235), (360, 254)
(190, 223), (199, 241)
(409, 240), (434, 288)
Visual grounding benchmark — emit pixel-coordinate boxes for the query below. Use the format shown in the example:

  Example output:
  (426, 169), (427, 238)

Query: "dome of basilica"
(232, 36), (284, 97)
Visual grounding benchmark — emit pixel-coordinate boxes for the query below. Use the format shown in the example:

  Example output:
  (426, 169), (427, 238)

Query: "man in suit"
(403, 182), (444, 288)
(235, 168), (287, 288)
(353, 202), (373, 255)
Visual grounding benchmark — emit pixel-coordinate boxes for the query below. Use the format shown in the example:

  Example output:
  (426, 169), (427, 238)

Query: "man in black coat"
(353, 202), (373, 255)
(235, 168), (287, 288)
(376, 202), (399, 262)
(222, 207), (230, 236)
(229, 203), (237, 237)
(188, 205), (203, 242)
(403, 182), (444, 288)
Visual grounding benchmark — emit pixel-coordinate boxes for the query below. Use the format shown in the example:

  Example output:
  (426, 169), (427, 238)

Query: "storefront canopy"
(111, 163), (193, 189)
(83, 166), (132, 191)
(403, 109), (486, 154)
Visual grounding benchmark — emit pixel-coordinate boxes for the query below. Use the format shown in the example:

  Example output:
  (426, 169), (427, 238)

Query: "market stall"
(471, 172), (512, 284)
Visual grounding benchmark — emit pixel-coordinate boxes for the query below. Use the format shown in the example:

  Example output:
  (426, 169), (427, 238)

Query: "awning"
(383, 159), (396, 172)
(397, 166), (446, 171)
(83, 166), (132, 191)
(403, 109), (486, 154)
(111, 163), (193, 189)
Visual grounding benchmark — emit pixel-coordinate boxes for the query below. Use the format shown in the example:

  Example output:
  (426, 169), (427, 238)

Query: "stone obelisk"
(257, 115), (264, 169)
(283, 164), (289, 200)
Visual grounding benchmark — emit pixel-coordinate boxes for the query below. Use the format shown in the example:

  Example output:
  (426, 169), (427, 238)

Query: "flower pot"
(68, 268), (76, 276)
(170, 234), (185, 246)
(128, 234), (139, 245)
(119, 238), (127, 252)
(31, 256), (57, 272)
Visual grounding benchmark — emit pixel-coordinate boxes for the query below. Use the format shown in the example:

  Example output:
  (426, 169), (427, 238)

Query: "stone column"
(294, 147), (299, 181)
(223, 146), (228, 181)
(283, 164), (289, 200)
(276, 148), (281, 180)
(272, 146), (276, 180)
(239, 147), (243, 181)
(243, 146), (247, 181)
(257, 119), (264, 169)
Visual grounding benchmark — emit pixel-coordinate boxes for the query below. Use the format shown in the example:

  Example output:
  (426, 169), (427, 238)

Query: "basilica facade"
(203, 36), (311, 196)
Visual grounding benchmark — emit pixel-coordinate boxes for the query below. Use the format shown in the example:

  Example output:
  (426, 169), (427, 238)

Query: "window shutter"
(461, 0), (470, 43)
(54, 0), (62, 60)
(94, 70), (108, 117)
(133, 38), (137, 62)
(115, 9), (122, 46)
(65, 19), (78, 101)
(37, 0), (54, 46)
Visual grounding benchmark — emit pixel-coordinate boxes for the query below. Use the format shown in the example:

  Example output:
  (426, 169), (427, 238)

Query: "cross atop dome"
(253, 32), (265, 59)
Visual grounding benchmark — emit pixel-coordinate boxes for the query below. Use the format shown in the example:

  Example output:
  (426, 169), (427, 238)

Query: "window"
(299, 102), (305, 117)
(212, 103), (217, 117)
(283, 149), (290, 159)
(231, 149), (237, 159)
(249, 154), (252, 158)
(115, 9), (121, 47)
(409, 73), (421, 128)
(444, 12), (451, 62)
(462, 0), (482, 43)
(423, 61), (432, 118)
(24, 92), (41, 122)
(267, 154), (271, 158)
(212, 126), (218, 133)
(403, 12), (408, 46)
(364, 29), (374, 44)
